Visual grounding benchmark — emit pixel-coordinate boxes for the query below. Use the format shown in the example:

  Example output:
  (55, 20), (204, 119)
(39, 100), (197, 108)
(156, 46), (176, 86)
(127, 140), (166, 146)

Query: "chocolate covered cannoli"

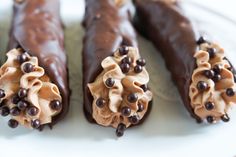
(0, 0), (69, 129)
(82, 0), (152, 136)
(133, 0), (236, 123)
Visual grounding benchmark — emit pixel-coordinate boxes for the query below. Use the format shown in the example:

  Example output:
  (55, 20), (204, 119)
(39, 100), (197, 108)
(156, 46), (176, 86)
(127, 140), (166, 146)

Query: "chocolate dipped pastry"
(0, 0), (69, 130)
(133, 0), (236, 123)
(82, 0), (152, 137)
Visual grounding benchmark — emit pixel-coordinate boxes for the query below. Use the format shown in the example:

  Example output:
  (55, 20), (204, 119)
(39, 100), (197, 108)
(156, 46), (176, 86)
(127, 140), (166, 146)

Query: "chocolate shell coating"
(133, 0), (201, 121)
(8, 0), (70, 127)
(82, 0), (151, 125)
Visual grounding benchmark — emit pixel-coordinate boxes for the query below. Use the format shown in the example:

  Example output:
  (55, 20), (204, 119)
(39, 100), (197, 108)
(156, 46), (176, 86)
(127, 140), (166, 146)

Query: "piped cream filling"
(88, 47), (152, 128)
(0, 48), (62, 128)
(189, 42), (236, 123)
(115, 0), (128, 7)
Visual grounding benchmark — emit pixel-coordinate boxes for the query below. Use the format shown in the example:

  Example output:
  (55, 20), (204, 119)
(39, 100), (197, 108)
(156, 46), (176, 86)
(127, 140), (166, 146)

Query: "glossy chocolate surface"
(133, 0), (200, 121)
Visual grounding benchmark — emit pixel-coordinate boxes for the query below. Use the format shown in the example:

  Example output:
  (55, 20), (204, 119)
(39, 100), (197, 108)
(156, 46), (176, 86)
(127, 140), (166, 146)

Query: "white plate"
(0, 0), (236, 157)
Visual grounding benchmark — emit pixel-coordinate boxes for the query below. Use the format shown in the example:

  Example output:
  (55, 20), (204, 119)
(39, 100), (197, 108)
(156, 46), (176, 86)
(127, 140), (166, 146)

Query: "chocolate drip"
(8, 0), (70, 128)
(133, 0), (201, 121)
(82, 0), (152, 127)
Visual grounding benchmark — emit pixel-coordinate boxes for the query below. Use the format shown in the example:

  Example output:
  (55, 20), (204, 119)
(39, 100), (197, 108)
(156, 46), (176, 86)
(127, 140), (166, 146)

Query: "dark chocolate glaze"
(8, 0), (70, 128)
(82, 0), (152, 126)
(133, 0), (202, 122)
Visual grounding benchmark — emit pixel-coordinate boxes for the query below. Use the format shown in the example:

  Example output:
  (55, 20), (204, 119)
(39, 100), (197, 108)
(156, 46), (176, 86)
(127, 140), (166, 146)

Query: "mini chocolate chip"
(8, 119), (19, 128)
(207, 48), (216, 58)
(197, 81), (208, 91)
(119, 46), (129, 55)
(140, 84), (148, 92)
(50, 100), (62, 111)
(17, 100), (29, 110)
(27, 106), (39, 116)
(0, 106), (10, 117)
(134, 65), (143, 73)
(105, 78), (115, 88)
(10, 107), (21, 116)
(227, 67), (233, 72)
(127, 93), (138, 103)
(12, 94), (20, 104)
(23, 63), (34, 73)
(196, 118), (203, 123)
(96, 98), (106, 108)
(121, 106), (131, 116)
(206, 116), (214, 123)
(203, 70), (215, 79)
(116, 123), (126, 137)
(0, 99), (7, 108)
(212, 74), (221, 82)
(0, 89), (5, 98)
(120, 63), (130, 73)
(213, 65), (221, 74)
(94, 13), (101, 19)
(121, 57), (132, 65)
(136, 58), (146, 66)
(221, 114), (230, 122)
(137, 103), (144, 112)
(17, 53), (28, 64)
(128, 115), (139, 124)
(234, 74), (236, 83)
(31, 119), (41, 129)
(205, 102), (214, 110)
(196, 36), (206, 45)
(226, 88), (235, 97)
(18, 88), (27, 98)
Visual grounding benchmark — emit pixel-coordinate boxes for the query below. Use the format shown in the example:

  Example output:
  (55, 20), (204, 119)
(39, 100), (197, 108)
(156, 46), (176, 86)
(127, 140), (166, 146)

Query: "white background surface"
(0, 0), (236, 157)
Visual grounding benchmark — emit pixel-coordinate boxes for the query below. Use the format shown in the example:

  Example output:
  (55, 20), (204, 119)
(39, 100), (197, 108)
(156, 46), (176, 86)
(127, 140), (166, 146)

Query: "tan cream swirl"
(88, 47), (152, 129)
(115, 0), (128, 7)
(189, 43), (236, 123)
(0, 48), (62, 128)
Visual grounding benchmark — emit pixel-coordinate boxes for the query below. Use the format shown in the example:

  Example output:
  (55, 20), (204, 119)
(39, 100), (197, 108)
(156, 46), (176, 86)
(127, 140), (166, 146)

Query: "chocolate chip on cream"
(0, 48), (62, 129)
(88, 47), (152, 129)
